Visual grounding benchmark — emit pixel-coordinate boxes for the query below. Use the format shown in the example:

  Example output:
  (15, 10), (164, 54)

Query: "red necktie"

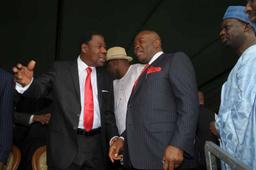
(132, 64), (150, 92)
(84, 67), (94, 132)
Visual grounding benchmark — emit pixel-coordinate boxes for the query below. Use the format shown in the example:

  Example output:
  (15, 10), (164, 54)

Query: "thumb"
(27, 60), (36, 71)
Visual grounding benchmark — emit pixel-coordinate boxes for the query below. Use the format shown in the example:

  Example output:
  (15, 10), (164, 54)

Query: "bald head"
(134, 30), (162, 63)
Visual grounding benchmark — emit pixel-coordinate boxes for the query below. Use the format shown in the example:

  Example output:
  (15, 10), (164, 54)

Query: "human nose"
(219, 28), (225, 38)
(101, 46), (106, 54)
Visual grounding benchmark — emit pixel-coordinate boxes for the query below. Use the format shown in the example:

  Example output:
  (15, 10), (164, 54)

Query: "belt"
(77, 127), (101, 136)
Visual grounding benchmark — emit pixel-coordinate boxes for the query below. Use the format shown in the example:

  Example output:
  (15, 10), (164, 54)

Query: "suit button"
(73, 127), (76, 130)
(76, 114), (80, 117)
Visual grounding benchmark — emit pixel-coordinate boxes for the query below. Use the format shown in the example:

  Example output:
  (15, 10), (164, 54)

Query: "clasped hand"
(108, 137), (124, 163)
(162, 145), (184, 170)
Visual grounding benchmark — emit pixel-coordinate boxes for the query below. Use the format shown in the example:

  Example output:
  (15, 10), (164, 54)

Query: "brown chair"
(6, 145), (21, 170)
(32, 145), (47, 170)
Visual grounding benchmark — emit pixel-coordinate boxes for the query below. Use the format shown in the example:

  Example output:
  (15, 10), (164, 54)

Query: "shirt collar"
(148, 51), (164, 65)
(77, 55), (95, 72)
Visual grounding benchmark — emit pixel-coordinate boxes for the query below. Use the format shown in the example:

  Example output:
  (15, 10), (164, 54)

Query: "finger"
(17, 63), (23, 69)
(168, 160), (175, 170)
(163, 160), (168, 170)
(12, 67), (18, 73)
(114, 154), (123, 160)
(113, 147), (122, 160)
(108, 146), (116, 162)
(27, 60), (36, 71)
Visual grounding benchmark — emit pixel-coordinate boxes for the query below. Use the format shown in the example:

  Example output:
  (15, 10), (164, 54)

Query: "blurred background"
(0, 0), (246, 111)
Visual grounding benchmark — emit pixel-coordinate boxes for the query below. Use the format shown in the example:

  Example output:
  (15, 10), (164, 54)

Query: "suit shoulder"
(167, 51), (192, 64)
(52, 60), (76, 69)
(0, 68), (13, 81)
(172, 52), (190, 60)
(161, 52), (190, 63)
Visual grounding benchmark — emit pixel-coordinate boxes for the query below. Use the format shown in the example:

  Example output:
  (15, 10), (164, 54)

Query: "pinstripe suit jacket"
(125, 52), (199, 169)
(0, 68), (14, 164)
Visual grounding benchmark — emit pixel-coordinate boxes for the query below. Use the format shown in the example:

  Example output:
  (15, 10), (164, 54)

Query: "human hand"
(162, 145), (184, 170)
(210, 121), (218, 137)
(108, 137), (124, 162)
(13, 60), (36, 86)
(33, 113), (51, 125)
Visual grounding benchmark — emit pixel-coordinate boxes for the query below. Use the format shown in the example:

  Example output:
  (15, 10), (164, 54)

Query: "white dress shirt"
(148, 51), (163, 64)
(113, 64), (145, 134)
(16, 56), (101, 130)
(77, 56), (101, 129)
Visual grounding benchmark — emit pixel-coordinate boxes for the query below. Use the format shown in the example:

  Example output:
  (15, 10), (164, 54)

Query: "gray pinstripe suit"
(124, 52), (199, 169)
(0, 68), (14, 164)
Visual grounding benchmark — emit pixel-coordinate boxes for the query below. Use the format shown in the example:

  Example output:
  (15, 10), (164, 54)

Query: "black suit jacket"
(0, 68), (14, 164)
(23, 60), (118, 169)
(125, 52), (199, 169)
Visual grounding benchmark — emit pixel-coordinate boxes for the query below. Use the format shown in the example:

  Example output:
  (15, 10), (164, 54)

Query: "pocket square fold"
(146, 66), (162, 74)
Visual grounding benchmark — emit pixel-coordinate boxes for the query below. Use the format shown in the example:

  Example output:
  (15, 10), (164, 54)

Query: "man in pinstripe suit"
(0, 68), (14, 169)
(109, 30), (199, 170)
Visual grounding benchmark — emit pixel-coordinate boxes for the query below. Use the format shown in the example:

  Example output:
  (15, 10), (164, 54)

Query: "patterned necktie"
(132, 64), (150, 92)
(84, 67), (94, 132)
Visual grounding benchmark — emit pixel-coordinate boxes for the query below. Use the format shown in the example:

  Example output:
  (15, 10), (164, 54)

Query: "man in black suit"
(13, 32), (118, 170)
(14, 94), (51, 170)
(0, 68), (14, 170)
(109, 30), (199, 170)
(194, 91), (219, 170)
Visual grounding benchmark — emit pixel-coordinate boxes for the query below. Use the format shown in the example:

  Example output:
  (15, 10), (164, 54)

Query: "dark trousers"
(49, 132), (105, 170)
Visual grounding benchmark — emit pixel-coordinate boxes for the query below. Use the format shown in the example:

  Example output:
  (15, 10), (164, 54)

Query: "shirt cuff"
(15, 78), (34, 94)
(29, 115), (34, 124)
(109, 136), (124, 146)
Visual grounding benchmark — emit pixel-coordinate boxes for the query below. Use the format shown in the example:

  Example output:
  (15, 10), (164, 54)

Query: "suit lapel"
(96, 67), (103, 110)
(129, 53), (165, 100)
(129, 69), (147, 100)
(70, 60), (81, 103)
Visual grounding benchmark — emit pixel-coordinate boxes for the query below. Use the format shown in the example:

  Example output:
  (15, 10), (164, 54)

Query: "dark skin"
(214, 18), (256, 137)
(134, 31), (162, 63)
(108, 31), (184, 170)
(107, 59), (130, 79)
(246, 0), (256, 22)
(13, 34), (107, 86)
(219, 19), (256, 55)
(80, 34), (106, 67)
(33, 113), (51, 125)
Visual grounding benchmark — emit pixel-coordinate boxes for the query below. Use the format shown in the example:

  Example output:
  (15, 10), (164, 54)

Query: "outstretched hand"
(13, 60), (36, 86)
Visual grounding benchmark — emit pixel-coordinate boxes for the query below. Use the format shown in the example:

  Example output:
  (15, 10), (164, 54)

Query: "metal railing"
(204, 141), (251, 170)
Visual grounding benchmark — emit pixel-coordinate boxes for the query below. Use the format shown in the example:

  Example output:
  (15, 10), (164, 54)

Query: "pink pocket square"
(146, 66), (162, 74)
